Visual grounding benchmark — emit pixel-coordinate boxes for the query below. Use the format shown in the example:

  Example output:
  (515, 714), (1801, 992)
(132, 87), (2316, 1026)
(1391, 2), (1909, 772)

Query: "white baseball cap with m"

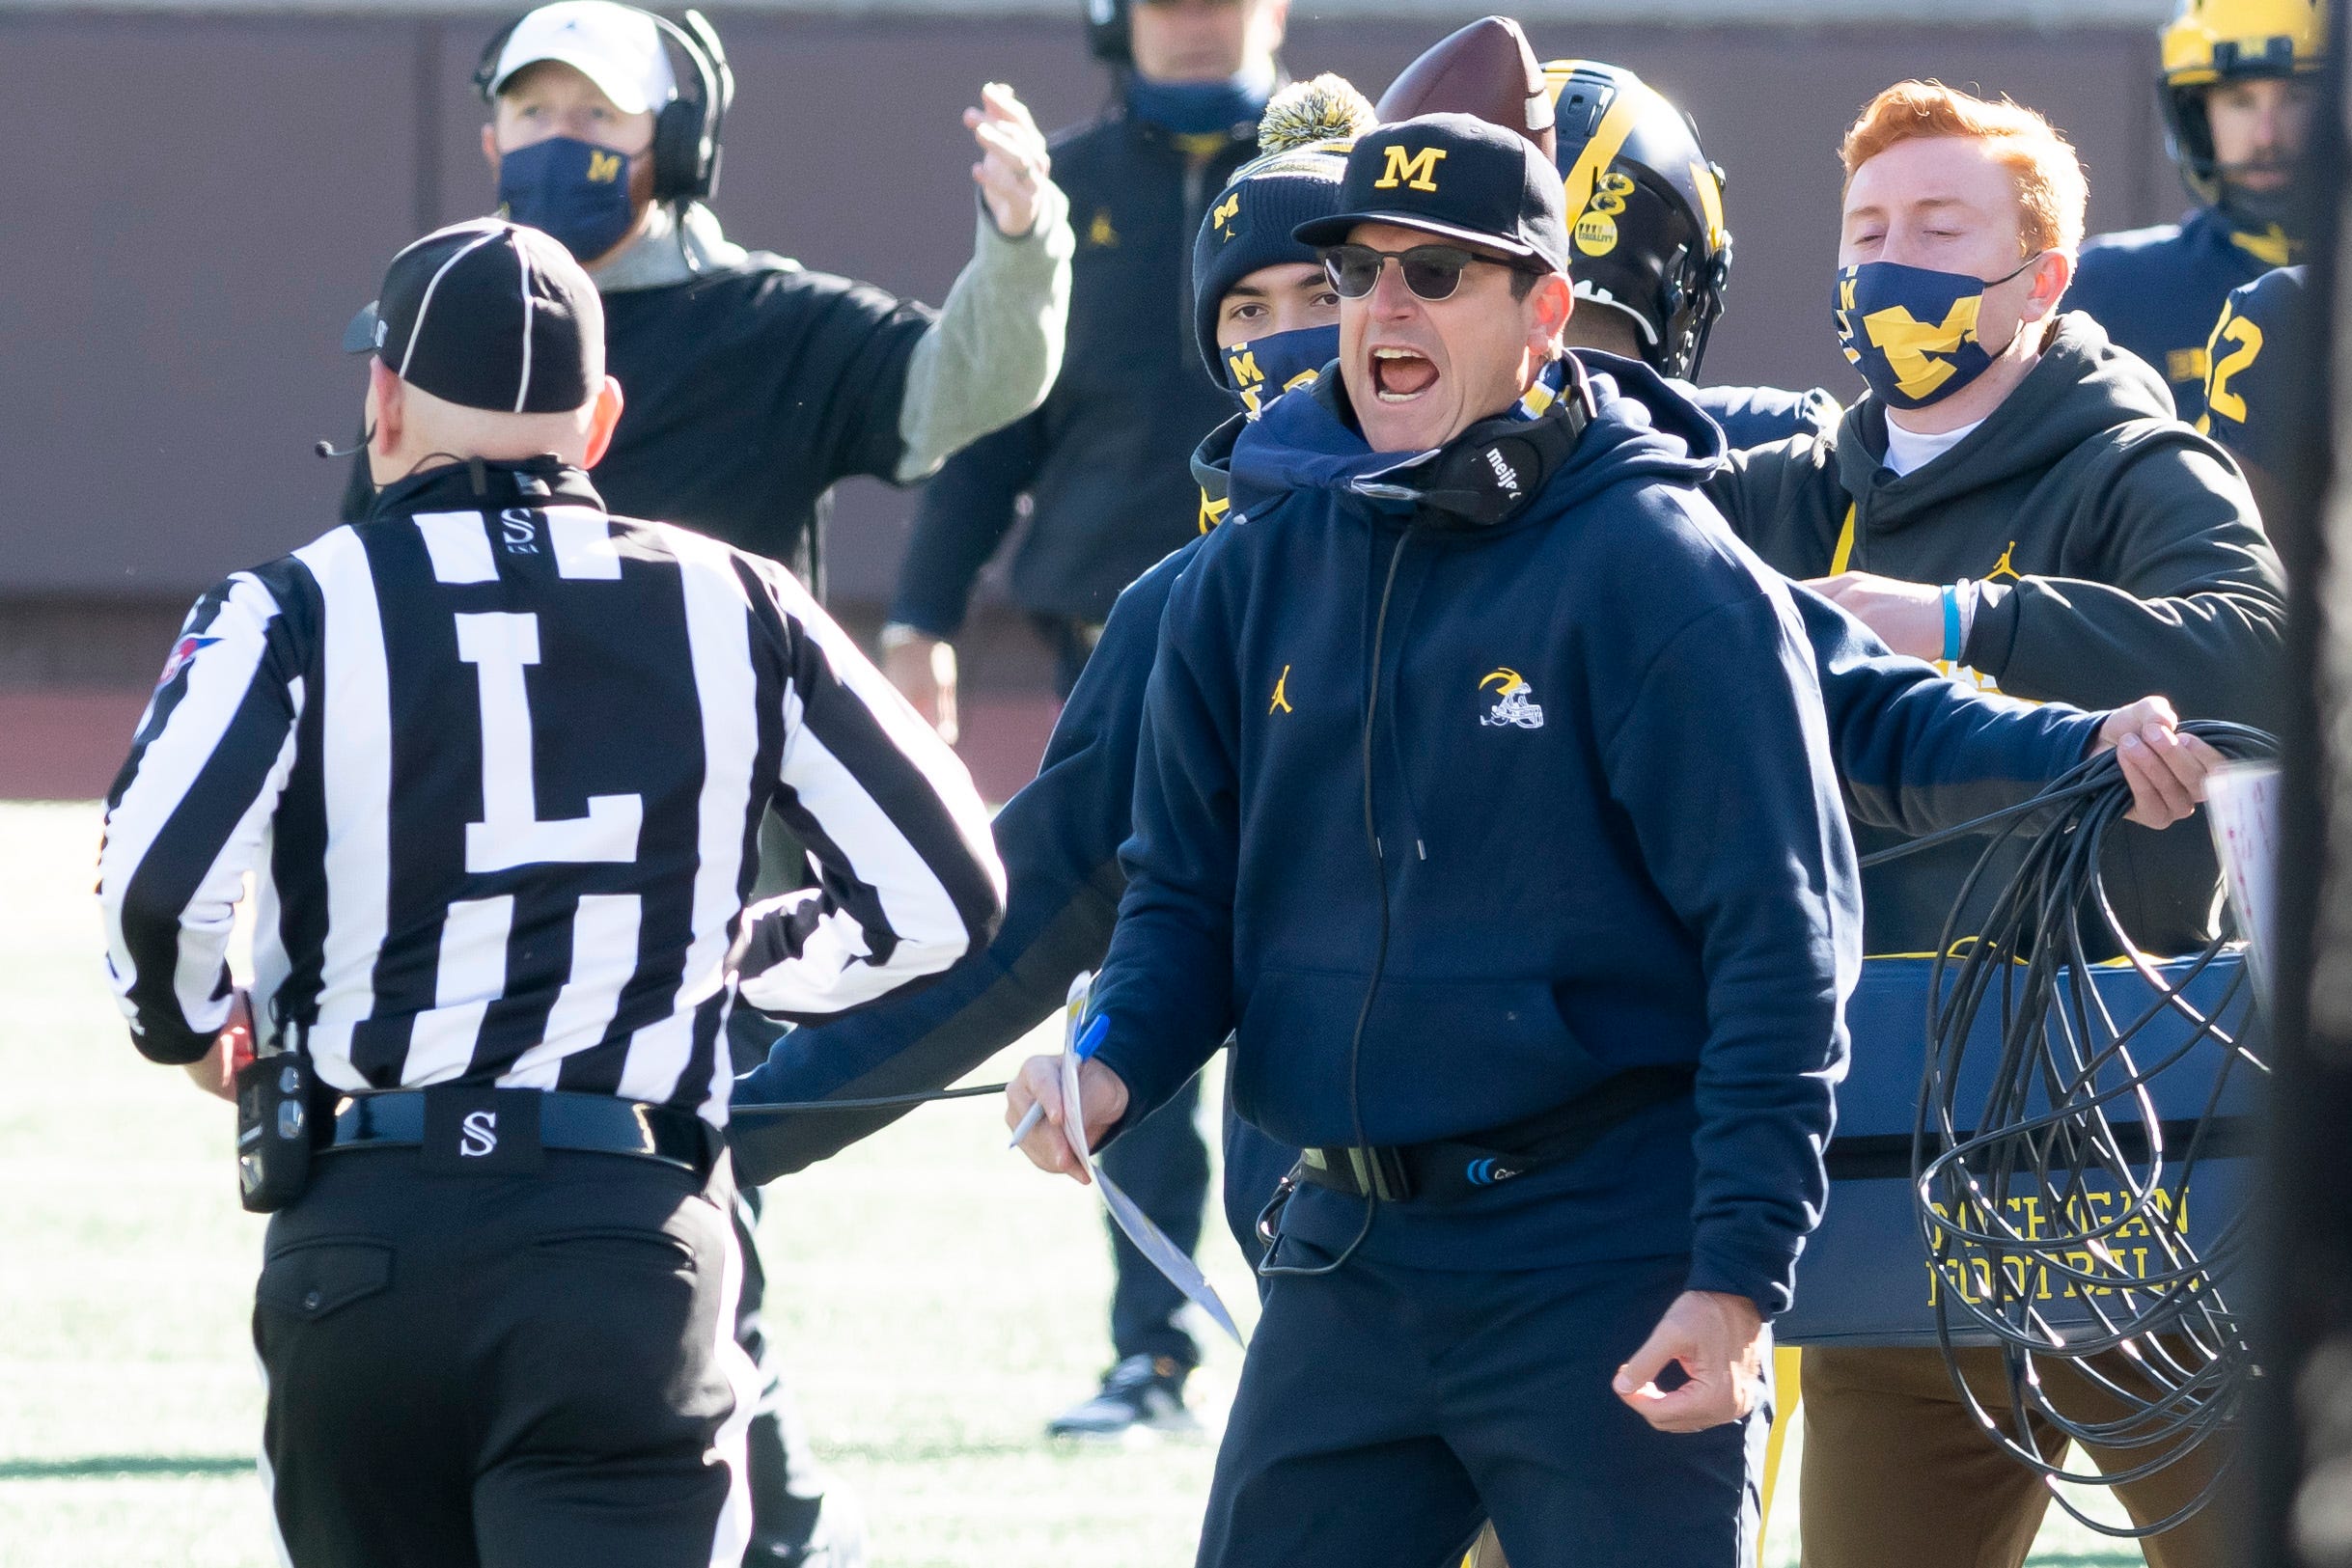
(486, 1), (678, 117)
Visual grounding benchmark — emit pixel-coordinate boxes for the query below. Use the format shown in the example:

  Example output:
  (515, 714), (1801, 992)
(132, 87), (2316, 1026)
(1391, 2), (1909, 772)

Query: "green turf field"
(0, 799), (2146, 1566)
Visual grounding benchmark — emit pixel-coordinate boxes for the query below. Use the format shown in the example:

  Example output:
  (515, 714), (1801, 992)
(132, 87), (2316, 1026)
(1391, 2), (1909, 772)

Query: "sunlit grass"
(0, 801), (2141, 1566)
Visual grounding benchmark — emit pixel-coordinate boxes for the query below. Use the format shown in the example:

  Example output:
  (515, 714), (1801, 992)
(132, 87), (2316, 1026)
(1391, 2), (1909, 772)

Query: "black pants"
(255, 1145), (752, 1568)
(1201, 1250), (1766, 1568)
(1101, 1071), (1210, 1369)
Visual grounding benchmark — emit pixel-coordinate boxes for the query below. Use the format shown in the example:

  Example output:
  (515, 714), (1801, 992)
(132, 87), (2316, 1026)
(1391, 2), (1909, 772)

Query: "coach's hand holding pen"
(1006, 1014), (1127, 1183)
(1006, 1014), (1104, 1149)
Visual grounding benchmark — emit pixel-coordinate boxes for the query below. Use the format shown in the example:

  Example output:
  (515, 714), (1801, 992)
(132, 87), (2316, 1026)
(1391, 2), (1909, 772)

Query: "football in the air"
(1374, 15), (1555, 158)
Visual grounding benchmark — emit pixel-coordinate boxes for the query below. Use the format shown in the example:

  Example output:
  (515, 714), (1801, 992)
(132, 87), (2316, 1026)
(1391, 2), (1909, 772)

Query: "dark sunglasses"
(1319, 242), (1537, 302)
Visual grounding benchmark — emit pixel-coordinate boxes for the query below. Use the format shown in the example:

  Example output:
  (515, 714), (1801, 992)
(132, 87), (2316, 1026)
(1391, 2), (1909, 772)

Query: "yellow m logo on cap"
(1210, 192), (1242, 238)
(1863, 296), (1983, 402)
(587, 150), (623, 183)
(1374, 145), (1447, 193)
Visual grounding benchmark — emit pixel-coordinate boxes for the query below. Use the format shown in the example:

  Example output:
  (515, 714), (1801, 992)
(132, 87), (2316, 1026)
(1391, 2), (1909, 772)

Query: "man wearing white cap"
(347, 0), (1072, 598)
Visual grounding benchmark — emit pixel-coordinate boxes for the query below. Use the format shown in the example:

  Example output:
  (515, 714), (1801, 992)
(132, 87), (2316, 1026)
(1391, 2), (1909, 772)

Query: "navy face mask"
(1833, 256), (2039, 410)
(1126, 70), (1274, 136)
(497, 137), (639, 264)
(1221, 324), (1341, 417)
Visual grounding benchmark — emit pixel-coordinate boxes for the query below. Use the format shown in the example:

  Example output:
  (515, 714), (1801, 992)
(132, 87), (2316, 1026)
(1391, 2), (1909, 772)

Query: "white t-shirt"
(1884, 415), (1985, 478)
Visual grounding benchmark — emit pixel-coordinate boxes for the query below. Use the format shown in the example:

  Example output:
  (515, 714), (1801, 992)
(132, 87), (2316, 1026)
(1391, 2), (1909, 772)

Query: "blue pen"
(1008, 1012), (1110, 1150)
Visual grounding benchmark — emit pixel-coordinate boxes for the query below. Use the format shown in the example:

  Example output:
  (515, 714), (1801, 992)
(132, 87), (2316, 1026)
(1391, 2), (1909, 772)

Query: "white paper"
(2207, 761), (2281, 1007)
(1058, 977), (1245, 1347)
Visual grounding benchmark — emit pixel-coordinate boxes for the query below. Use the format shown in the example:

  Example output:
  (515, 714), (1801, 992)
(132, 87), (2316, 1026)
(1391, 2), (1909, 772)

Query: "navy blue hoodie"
(1087, 355), (1863, 1313)
(727, 378), (2096, 1202)
(730, 371), (2102, 1308)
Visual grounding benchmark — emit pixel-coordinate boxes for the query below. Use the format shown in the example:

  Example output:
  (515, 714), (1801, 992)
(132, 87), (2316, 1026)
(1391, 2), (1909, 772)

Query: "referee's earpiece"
(314, 426), (375, 460)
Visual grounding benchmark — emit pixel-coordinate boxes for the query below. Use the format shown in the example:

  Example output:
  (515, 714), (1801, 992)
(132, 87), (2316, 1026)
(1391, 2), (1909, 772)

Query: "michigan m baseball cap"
(1295, 113), (1570, 275)
(342, 219), (604, 414)
(483, 1), (678, 115)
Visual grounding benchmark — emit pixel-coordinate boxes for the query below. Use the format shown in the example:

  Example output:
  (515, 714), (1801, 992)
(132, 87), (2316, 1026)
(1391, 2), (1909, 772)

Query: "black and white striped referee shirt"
(97, 457), (1004, 1124)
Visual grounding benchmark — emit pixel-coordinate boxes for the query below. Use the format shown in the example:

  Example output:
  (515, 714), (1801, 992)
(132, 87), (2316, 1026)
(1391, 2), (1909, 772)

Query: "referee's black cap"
(342, 219), (603, 414)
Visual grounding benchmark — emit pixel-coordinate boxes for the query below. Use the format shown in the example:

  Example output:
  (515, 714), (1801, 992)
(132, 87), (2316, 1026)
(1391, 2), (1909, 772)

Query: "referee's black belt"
(1294, 1065), (1696, 1205)
(325, 1087), (718, 1176)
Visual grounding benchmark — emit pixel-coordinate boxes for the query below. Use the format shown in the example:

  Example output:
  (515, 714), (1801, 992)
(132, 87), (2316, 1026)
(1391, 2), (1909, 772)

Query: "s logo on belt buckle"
(459, 1109), (499, 1158)
(422, 1087), (542, 1174)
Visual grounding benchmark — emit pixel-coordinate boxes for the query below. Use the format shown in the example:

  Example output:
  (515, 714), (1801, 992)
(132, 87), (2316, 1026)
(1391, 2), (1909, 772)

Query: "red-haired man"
(1708, 80), (2283, 1568)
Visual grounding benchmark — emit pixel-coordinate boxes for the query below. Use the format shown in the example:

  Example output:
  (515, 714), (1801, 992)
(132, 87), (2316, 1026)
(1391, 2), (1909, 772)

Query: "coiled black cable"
(1869, 719), (2277, 1536)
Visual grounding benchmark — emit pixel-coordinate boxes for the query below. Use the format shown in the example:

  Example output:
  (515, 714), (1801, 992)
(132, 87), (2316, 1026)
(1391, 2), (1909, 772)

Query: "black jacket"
(1708, 311), (2285, 955)
(888, 107), (1256, 634)
(345, 254), (932, 587)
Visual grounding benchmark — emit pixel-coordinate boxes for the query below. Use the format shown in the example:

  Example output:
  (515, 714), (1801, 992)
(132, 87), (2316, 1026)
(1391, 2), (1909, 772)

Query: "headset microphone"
(315, 426), (375, 460)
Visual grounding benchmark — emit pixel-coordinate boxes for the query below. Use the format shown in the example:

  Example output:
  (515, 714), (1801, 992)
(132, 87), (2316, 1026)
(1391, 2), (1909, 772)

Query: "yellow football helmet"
(2159, 0), (2326, 204)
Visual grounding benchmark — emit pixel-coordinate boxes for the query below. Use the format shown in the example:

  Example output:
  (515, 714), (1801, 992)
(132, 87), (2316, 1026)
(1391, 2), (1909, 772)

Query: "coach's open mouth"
(1370, 346), (1439, 403)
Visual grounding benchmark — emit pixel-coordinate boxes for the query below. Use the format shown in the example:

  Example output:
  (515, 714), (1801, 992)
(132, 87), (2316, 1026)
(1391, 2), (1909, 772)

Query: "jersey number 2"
(2205, 310), (2265, 427)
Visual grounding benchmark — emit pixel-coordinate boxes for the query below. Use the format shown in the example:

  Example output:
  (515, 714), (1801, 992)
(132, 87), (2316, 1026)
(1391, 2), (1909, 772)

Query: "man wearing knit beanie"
(1034, 72), (1376, 1440)
(728, 76), (1378, 1444)
(1192, 76), (1372, 418)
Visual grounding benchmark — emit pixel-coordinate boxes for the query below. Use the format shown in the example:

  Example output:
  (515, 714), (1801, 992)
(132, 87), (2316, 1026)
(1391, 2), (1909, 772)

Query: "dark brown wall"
(0, 10), (2179, 635)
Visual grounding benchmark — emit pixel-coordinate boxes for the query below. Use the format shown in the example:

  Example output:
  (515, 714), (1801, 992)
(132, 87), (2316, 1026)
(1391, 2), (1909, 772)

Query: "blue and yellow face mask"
(1832, 257), (2039, 411)
(1221, 324), (1342, 418)
(497, 137), (638, 264)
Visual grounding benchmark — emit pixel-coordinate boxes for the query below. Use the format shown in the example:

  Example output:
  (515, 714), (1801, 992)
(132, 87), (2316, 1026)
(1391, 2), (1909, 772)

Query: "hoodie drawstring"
(1378, 544), (1436, 864)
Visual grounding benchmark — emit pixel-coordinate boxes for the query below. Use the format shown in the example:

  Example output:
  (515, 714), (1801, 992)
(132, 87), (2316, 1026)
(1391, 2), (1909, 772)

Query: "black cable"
(727, 1082), (1009, 1115)
(1877, 719), (2276, 1536)
(1259, 519), (1418, 1279)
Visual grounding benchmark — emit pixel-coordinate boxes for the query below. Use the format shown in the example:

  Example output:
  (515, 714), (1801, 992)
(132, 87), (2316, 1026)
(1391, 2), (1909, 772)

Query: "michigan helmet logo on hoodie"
(1479, 668), (1545, 729)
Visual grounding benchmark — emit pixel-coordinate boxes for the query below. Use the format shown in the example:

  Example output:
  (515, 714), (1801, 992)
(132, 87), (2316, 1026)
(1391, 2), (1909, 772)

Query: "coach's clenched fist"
(1613, 1289), (1772, 1433)
(1007, 1054), (1128, 1182)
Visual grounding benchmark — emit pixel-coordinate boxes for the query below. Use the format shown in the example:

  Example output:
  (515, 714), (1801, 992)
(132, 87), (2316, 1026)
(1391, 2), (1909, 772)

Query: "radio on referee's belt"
(235, 1032), (318, 1214)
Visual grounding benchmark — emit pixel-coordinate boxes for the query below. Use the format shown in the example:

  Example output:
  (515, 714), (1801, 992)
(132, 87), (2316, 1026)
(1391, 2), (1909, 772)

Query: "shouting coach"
(1009, 115), (1859, 1567)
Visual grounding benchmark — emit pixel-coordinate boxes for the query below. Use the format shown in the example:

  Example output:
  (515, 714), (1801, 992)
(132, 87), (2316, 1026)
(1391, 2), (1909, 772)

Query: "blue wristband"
(1941, 584), (1961, 664)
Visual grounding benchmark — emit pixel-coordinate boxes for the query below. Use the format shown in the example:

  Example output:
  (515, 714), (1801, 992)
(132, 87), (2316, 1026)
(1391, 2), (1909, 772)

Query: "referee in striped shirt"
(96, 217), (1004, 1568)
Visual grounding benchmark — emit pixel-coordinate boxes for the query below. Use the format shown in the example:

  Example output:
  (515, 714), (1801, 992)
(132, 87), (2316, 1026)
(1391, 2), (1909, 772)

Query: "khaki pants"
(1798, 1345), (2238, 1568)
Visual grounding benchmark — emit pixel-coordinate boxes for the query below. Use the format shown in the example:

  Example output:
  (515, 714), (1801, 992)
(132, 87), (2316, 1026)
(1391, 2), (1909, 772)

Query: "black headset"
(1342, 360), (1598, 532)
(474, 6), (735, 204)
(1084, 0), (1131, 65)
